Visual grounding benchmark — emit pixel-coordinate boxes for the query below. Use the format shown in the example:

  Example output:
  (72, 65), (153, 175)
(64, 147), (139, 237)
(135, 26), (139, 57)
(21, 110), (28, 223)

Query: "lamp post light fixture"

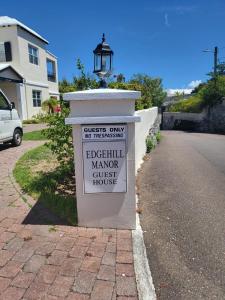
(93, 33), (114, 88)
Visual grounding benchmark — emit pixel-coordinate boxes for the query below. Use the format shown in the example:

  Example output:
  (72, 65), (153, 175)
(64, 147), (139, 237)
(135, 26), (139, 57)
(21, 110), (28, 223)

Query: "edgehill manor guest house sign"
(82, 124), (127, 193)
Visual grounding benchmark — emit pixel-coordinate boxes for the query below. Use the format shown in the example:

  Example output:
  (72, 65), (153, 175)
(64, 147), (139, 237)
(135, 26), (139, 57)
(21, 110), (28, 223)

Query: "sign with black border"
(82, 124), (127, 194)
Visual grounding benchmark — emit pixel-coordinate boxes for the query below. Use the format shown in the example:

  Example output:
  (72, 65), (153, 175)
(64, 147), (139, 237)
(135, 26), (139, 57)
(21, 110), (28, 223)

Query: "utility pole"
(214, 46), (218, 77)
(203, 46), (218, 77)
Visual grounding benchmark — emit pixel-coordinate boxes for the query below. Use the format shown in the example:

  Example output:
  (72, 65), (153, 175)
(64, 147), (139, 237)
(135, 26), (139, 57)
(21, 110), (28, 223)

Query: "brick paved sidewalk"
(0, 142), (138, 300)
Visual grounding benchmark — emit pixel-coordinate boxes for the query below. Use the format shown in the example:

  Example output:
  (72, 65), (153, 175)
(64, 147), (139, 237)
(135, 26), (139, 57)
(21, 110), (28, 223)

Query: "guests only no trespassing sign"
(82, 124), (127, 193)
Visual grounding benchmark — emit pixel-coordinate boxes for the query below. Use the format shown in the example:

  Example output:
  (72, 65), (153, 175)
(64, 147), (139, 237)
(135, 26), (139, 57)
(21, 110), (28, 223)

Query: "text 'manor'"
(82, 124), (127, 193)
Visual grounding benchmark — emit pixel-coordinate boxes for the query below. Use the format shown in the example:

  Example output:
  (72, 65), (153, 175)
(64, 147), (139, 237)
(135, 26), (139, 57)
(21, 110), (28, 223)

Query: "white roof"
(0, 63), (10, 72)
(0, 16), (48, 44)
(0, 63), (24, 78)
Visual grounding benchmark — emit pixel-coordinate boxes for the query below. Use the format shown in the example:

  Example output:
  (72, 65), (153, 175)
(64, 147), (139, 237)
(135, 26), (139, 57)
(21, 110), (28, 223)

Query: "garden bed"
(13, 144), (77, 225)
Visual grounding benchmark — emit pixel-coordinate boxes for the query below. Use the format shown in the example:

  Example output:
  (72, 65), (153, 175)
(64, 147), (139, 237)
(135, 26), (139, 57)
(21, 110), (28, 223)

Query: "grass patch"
(23, 130), (47, 141)
(13, 144), (77, 225)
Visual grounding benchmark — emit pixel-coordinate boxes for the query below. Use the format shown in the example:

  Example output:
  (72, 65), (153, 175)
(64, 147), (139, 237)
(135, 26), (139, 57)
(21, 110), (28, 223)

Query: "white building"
(0, 16), (59, 120)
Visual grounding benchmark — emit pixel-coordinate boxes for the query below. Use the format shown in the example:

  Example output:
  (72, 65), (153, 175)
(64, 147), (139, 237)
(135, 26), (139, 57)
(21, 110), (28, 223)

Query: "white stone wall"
(135, 107), (158, 173)
(163, 112), (205, 130)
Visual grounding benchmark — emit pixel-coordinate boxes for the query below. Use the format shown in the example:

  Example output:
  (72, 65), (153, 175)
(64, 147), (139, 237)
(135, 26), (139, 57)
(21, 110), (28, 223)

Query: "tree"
(200, 75), (225, 106)
(59, 78), (75, 94)
(217, 62), (225, 76)
(129, 74), (166, 108)
(73, 59), (99, 90)
(207, 62), (225, 78)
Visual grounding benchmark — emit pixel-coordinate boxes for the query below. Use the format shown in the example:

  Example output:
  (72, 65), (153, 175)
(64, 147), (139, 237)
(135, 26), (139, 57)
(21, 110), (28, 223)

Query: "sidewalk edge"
(132, 195), (156, 300)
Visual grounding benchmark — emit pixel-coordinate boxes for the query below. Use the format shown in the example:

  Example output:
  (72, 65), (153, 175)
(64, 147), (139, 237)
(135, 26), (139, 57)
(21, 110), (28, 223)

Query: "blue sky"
(2, 0), (225, 89)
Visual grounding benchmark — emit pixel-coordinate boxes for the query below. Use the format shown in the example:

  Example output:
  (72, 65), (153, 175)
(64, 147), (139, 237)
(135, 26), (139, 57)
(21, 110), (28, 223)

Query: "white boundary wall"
(135, 107), (158, 173)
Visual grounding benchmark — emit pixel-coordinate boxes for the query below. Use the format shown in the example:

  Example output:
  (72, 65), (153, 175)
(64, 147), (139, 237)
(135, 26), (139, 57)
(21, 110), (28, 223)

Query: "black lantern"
(93, 33), (114, 88)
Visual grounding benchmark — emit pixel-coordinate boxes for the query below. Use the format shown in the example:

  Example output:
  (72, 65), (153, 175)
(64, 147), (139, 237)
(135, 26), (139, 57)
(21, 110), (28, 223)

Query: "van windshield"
(0, 92), (9, 109)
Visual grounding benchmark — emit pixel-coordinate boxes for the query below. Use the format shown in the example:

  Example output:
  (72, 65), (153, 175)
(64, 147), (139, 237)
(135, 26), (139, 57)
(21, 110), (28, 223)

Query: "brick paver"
(0, 141), (138, 299)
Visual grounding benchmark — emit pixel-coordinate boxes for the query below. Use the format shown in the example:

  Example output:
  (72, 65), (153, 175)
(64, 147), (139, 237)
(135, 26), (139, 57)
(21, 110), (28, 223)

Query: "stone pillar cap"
(63, 88), (141, 101)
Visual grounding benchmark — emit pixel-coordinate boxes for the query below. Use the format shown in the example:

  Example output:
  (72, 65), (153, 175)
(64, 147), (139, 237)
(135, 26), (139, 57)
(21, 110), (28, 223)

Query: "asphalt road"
(137, 131), (225, 300)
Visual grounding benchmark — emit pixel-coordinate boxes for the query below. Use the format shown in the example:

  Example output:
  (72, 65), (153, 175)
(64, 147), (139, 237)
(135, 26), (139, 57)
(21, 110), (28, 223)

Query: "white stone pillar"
(64, 89), (141, 229)
(16, 83), (27, 120)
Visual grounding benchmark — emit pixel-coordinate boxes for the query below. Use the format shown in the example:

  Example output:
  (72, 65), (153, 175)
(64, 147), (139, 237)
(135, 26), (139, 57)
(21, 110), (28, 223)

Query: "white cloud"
(164, 13), (170, 27)
(167, 89), (192, 96)
(188, 80), (202, 89)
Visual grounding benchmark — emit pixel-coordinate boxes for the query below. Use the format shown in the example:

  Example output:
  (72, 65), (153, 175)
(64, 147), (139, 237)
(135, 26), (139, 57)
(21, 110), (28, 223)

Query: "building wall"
(46, 51), (59, 96)
(0, 25), (20, 70)
(135, 107), (158, 172)
(0, 25), (59, 119)
(25, 84), (49, 117)
(17, 27), (47, 82)
(163, 112), (205, 130)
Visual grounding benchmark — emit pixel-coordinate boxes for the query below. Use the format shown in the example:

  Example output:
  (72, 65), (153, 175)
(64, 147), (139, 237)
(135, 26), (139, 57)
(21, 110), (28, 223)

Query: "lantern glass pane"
(102, 54), (106, 72)
(102, 54), (111, 72)
(95, 54), (101, 71)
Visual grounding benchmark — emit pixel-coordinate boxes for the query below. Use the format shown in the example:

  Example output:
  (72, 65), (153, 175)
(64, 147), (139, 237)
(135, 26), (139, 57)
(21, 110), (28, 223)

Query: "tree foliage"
(129, 74), (166, 109)
(59, 79), (75, 94)
(109, 74), (166, 110)
(73, 59), (99, 90)
(200, 76), (225, 106)
(59, 59), (98, 94)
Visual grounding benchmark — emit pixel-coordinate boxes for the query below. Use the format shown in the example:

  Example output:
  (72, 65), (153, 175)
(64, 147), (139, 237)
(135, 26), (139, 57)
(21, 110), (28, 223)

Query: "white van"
(0, 89), (23, 146)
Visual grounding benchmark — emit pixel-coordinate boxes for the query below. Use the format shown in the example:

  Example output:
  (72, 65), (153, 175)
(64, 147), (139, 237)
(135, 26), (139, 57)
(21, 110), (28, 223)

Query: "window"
(32, 90), (41, 107)
(0, 92), (9, 109)
(47, 59), (56, 82)
(0, 42), (12, 62)
(28, 44), (39, 65)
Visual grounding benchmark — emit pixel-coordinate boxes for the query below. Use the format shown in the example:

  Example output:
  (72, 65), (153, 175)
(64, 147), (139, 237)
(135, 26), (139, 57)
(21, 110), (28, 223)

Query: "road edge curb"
(133, 195), (156, 300)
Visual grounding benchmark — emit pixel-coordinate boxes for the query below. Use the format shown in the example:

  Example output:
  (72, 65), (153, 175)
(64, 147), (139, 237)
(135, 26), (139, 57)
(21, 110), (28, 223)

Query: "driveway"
(0, 142), (137, 299)
(23, 123), (47, 133)
(137, 131), (225, 300)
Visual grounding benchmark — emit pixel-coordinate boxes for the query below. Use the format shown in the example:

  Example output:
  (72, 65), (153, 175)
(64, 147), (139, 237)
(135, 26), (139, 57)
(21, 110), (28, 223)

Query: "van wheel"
(12, 129), (22, 146)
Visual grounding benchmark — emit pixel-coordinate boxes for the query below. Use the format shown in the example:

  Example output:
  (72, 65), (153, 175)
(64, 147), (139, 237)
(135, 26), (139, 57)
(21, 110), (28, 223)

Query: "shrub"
(146, 136), (156, 153)
(43, 101), (74, 173)
(23, 119), (40, 124)
(156, 131), (162, 143)
(168, 95), (205, 113)
(44, 59), (99, 173)
(22, 113), (50, 124)
(41, 98), (59, 114)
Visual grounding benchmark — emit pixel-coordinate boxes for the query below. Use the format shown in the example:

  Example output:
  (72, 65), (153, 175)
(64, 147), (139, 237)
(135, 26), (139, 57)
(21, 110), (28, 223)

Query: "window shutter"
(4, 42), (12, 62)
